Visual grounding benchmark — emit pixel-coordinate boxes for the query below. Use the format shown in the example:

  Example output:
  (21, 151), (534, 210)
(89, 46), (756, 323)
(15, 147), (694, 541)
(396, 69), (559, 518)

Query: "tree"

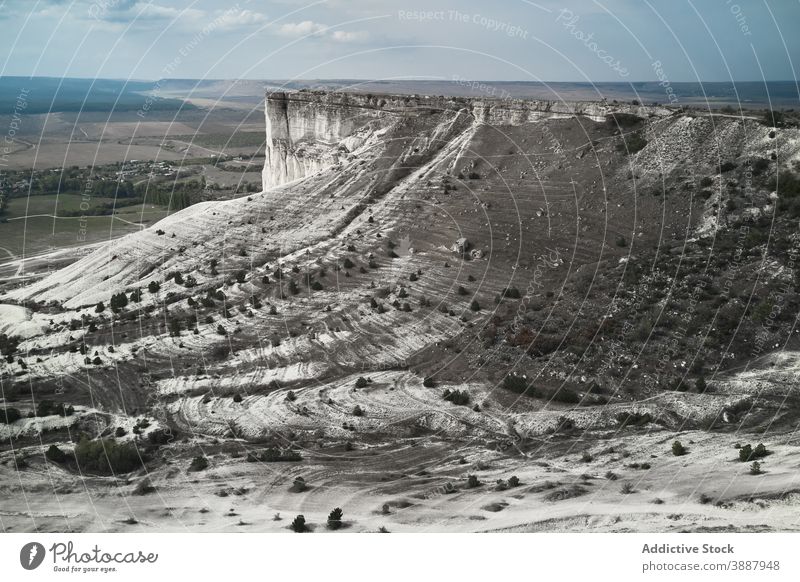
(327, 507), (343, 530)
(469, 299), (481, 312)
(110, 292), (128, 311)
(95, 301), (105, 313)
(291, 514), (306, 532)
(695, 376), (707, 393)
(169, 318), (182, 337)
(148, 281), (160, 294)
(672, 441), (687, 456)
(750, 461), (763, 475)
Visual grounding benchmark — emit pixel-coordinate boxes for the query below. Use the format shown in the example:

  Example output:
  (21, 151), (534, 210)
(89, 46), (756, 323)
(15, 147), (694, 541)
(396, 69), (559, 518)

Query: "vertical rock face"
(262, 91), (390, 190)
(261, 90), (674, 190)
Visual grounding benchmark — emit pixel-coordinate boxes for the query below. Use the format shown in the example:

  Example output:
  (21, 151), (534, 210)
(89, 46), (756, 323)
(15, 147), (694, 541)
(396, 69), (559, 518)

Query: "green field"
(0, 195), (171, 260)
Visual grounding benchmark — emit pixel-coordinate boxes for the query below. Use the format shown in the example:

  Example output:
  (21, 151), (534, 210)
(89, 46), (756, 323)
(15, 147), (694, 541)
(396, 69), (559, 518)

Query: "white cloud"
(277, 20), (327, 37)
(330, 30), (369, 43)
(276, 20), (369, 43)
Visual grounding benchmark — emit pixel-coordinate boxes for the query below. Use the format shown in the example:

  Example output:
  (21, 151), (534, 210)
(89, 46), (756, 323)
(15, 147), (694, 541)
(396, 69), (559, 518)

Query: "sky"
(0, 0), (797, 83)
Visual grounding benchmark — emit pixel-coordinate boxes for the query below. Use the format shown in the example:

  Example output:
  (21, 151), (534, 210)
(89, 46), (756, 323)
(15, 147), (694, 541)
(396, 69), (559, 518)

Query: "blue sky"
(0, 0), (797, 82)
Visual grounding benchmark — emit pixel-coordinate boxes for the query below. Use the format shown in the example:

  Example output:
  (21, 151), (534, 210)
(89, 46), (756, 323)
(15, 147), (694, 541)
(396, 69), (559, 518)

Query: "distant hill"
(0, 76), (195, 115)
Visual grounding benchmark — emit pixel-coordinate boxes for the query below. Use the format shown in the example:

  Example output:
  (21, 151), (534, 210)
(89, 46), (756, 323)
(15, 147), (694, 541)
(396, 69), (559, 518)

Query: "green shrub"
(291, 514), (306, 532)
(188, 456), (209, 472)
(0, 407), (21, 424)
(672, 441), (687, 456)
(442, 389), (470, 406)
(45, 444), (67, 463)
(327, 507), (343, 530)
(739, 443), (769, 462)
(74, 437), (143, 475)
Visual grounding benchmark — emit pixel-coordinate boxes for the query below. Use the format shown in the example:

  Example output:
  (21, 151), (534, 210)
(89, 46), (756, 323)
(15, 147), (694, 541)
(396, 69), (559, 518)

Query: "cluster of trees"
(74, 437), (142, 474)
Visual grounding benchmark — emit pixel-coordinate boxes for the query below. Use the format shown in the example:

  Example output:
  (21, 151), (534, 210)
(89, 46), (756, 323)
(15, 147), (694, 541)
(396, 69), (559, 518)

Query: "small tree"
(291, 514), (306, 533)
(695, 376), (707, 393)
(327, 507), (343, 530)
(188, 456), (209, 472)
(672, 441), (687, 456)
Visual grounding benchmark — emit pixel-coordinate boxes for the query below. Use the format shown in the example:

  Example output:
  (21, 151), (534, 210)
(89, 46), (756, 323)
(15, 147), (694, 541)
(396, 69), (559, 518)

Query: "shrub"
(148, 281), (160, 293)
(739, 443), (769, 462)
(503, 373), (530, 394)
(466, 474), (480, 488)
(0, 407), (21, 424)
(285, 391), (297, 402)
(310, 281), (323, 291)
(216, 325), (227, 336)
(443, 389), (470, 406)
(233, 394), (243, 403)
(672, 441), (687, 456)
(74, 437), (142, 475)
(352, 405), (364, 417)
(469, 299), (480, 312)
(720, 161), (737, 173)
(620, 482), (635, 494)
(342, 258), (355, 269)
(188, 456), (209, 472)
(615, 234), (627, 247)
(355, 377), (368, 388)
(422, 377), (435, 388)
(133, 478), (156, 495)
(507, 475), (520, 488)
(287, 280), (299, 295)
(327, 507), (343, 530)
(95, 302), (105, 313)
(750, 461), (763, 475)
(291, 477), (308, 493)
(45, 444), (67, 463)
(291, 514), (306, 533)
(695, 376), (707, 393)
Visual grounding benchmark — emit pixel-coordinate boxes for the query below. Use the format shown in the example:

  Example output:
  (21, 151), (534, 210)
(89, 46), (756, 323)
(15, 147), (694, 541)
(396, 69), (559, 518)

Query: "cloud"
(277, 20), (327, 37)
(211, 9), (269, 31)
(331, 30), (369, 43)
(276, 20), (369, 43)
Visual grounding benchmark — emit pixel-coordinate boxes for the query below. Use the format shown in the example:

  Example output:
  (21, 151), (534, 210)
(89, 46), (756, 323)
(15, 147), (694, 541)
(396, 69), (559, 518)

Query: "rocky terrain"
(2, 89), (800, 533)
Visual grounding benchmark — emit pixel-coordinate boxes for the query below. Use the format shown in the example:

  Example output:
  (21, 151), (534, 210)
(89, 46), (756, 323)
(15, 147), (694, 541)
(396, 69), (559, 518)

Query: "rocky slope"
(2, 90), (800, 532)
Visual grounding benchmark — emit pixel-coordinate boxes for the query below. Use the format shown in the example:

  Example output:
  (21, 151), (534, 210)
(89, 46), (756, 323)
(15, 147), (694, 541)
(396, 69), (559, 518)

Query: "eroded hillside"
(2, 91), (800, 533)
